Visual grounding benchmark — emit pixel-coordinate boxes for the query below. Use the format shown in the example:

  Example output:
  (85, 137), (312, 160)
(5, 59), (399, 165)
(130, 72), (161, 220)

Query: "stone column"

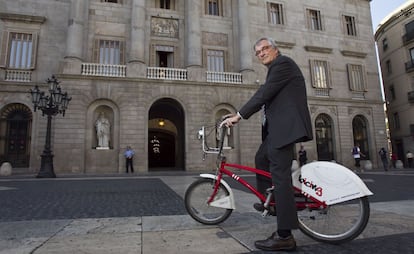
(185, 0), (204, 81)
(237, 1), (255, 84)
(128, 0), (147, 78)
(61, 0), (85, 74)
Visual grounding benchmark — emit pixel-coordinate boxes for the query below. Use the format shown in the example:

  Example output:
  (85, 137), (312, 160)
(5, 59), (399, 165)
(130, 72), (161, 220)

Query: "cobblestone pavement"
(0, 178), (187, 222)
(0, 171), (413, 253)
(248, 232), (414, 253)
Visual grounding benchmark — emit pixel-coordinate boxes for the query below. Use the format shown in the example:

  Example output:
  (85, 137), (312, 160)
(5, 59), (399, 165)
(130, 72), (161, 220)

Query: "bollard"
(0, 162), (12, 176)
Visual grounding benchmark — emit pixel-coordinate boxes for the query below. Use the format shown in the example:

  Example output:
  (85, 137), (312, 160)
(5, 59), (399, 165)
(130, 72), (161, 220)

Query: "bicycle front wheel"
(298, 196), (370, 244)
(184, 178), (233, 225)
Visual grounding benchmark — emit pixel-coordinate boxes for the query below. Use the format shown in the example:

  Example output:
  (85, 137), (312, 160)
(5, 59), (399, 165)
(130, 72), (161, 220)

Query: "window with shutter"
(206, 0), (222, 16)
(307, 9), (323, 31)
(0, 31), (38, 69)
(207, 50), (224, 72)
(267, 2), (284, 25)
(93, 39), (125, 65)
(347, 64), (366, 91)
(310, 59), (330, 88)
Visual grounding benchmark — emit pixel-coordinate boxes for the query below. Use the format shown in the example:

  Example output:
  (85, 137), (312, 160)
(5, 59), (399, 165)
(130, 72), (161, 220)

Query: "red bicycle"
(184, 123), (373, 244)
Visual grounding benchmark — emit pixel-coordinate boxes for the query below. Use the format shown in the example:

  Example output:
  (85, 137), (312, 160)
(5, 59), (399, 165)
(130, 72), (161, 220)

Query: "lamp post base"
(36, 153), (56, 178)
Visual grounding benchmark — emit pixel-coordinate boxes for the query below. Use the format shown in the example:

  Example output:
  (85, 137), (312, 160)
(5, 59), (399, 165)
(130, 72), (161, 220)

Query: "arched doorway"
(0, 103), (32, 167)
(315, 113), (334, 161)
(352, 115), (370, 160)
(148, 98), (184, 171)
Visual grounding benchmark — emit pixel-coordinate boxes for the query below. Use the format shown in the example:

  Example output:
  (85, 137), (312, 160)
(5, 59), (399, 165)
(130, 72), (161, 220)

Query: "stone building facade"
(375, 0), (414, 167)
(0, 0), (386, 174)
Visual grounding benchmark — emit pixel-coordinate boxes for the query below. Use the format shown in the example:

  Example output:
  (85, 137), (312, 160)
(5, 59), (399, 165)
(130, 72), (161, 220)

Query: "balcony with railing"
(147, 67), (188, 81)
(4, 69), (32, 82)
(314, 88), (330, 97)
(206, 71), (243, 84)
(81, 63), (126, 77)
(78, 64), (245, 84)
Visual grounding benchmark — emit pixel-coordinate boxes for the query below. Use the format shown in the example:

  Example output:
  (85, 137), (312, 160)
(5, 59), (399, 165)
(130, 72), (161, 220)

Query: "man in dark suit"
(223, 37), (313, 251)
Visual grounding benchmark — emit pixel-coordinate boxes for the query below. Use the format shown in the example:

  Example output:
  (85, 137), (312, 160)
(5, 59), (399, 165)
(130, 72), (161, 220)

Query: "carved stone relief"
(348, 107), (371, 116)
(202, 32), (228, 47)
(151, 17), (179, 38)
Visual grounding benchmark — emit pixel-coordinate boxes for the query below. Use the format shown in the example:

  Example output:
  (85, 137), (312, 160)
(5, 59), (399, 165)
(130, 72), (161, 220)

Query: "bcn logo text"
(298, 175), (323, 196)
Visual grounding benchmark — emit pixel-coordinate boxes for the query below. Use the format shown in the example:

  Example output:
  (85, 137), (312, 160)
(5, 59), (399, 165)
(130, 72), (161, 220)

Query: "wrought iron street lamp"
(29, 75), (71, 178)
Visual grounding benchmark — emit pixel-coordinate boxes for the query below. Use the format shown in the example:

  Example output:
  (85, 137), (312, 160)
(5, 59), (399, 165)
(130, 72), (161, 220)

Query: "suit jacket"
(239, 54), (313, 148)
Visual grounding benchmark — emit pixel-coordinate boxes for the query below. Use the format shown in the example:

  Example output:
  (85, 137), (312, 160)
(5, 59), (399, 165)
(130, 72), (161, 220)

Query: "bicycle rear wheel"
(184, 178), (233, 225)
(298, 196), (370, 244)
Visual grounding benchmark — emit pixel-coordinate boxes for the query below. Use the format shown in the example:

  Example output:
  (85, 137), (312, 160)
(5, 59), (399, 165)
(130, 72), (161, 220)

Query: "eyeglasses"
(255, 45), (273, 56)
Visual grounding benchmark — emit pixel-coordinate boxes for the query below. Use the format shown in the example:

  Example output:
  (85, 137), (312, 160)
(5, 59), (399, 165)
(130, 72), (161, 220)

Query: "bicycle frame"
(209, 159), (327, 211)
(198, 124), (326, 211)
(188, 123), (373, 243)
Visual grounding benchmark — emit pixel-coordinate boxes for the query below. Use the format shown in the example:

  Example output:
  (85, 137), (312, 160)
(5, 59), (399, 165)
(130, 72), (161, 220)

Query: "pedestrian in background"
(406, 151), (413, 168)
(378, 147), (388, 171)
(391, 153), (397, 168)
(124, 146), (134, 173)
(298, 145), (307, 167)
(352, 143), (365, 173)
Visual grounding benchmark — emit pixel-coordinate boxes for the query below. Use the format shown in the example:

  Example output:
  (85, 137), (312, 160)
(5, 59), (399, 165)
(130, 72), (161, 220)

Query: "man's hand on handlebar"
(220, 113), (241, 128)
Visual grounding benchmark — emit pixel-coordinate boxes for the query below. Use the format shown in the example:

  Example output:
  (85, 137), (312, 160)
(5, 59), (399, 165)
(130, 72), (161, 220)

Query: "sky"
(370, 0), (410, 31)
(369, 0), (410, 97)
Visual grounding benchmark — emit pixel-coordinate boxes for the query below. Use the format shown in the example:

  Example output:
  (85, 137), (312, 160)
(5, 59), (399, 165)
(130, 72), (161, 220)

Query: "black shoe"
(254, 233), (296, 251)
(254, 203), (277, 215)
(253, 203), (264, 212)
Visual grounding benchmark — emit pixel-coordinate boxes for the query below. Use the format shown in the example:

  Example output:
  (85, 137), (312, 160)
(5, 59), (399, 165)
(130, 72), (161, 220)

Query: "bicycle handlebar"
(198, 115), (231, 158)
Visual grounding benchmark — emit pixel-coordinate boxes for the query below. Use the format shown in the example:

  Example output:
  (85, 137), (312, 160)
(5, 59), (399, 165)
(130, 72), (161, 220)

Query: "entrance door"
(352, 115), (370, 160)
(148, 98), (184, 171)
(148, 131), (175, 168)
(0, 104), (32, 167)
(315, 114), (334, 161)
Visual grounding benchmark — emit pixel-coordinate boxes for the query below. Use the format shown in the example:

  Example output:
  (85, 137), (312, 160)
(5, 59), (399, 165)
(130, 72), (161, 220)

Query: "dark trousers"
(381, 158), (388, 171)
(255, 138), (298, 230)
(126, 158), (134, 173)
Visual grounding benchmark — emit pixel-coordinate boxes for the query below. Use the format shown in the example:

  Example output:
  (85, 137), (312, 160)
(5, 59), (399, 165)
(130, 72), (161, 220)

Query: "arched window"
(352, 115), (370, 160)
(315, 114), (334, 161)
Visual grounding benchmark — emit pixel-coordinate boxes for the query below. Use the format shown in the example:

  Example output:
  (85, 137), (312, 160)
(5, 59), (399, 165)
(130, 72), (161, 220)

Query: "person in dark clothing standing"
(223, 37), (313, 252)
(298, 145), (307, 167)
(124, 146), (134, 173)
(378, 147), (388, 171)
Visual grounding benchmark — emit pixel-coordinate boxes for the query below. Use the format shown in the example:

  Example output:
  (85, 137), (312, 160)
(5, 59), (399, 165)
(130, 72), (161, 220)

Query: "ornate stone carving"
(348, 107), (371, 116)
(202, 32), (228, 46)
(328, 106), (337, 115)
(151, 17), (179, 38)
(309, 105), (317, 114)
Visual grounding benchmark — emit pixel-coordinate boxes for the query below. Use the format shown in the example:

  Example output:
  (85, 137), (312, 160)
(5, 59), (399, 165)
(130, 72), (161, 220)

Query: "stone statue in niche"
(95, 112), (110, 149)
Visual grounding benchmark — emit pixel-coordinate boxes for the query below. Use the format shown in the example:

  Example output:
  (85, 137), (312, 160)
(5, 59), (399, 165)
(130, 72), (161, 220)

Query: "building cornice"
(374, 3), (414, 40)
(340, 50), (367, 58)
(275, 41), (295, 49)
(304, 46), (333, 54)
(0, 12), (46, 24)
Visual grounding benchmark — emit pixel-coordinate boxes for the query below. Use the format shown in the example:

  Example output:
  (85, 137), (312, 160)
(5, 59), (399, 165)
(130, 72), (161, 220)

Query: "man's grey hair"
(253, 37), (280, 53)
